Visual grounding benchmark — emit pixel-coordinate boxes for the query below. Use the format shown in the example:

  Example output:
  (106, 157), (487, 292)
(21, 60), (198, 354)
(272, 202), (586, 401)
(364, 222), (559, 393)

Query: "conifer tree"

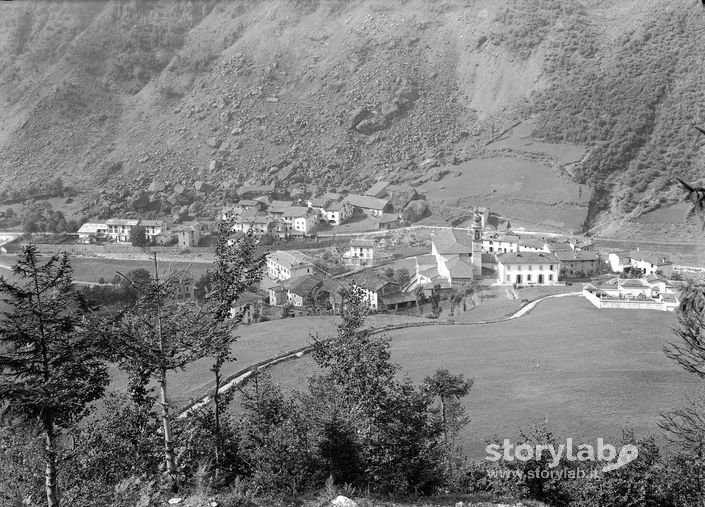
(0, 246), (108, 507)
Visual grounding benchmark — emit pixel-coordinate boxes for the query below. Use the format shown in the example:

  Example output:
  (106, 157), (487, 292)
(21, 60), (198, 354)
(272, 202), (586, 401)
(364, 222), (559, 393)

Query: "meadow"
(419, 157), (589, 232)
(257, 296), (702, 459)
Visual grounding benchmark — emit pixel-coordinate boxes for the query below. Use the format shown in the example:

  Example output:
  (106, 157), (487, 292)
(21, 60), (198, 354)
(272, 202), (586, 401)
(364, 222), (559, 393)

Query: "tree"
(105, 255), (217, 489)
(129, 225), (149, 247)
(661, 280), (705, 505)
(0, 246), (108, 507)
(423, 369), (473, 477)
(430, 283), (442, 317)
(201, 221), (265, 475)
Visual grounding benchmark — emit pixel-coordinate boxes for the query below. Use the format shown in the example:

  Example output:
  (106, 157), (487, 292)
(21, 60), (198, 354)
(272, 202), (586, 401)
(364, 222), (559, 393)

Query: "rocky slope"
(0, 0), (703, 235)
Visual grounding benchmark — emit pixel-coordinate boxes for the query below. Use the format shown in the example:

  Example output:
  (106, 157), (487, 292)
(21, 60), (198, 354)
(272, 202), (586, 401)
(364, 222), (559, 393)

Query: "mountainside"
(1, 0), (704, 236)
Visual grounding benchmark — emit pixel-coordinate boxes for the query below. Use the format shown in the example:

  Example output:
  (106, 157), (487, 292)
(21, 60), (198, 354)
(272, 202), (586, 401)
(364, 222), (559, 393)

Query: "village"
(8, 179), (685, 324)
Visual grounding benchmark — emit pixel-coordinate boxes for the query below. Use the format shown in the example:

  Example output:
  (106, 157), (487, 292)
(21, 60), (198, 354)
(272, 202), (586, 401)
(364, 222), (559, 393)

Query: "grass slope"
(261, 296), (701, 458)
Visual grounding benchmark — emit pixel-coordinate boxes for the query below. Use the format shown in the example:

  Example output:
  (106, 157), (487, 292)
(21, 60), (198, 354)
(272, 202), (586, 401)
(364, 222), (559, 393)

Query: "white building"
(281, 207), (317, 236)
(140, 220), (166, 241)
(106, 219), (139, 243)
(482, 232), (519, 254)
(266, 250), (316, 281)
(343, 238), (376, 266)
(496, 252), (561, 286)
(77, 222), (108, 242)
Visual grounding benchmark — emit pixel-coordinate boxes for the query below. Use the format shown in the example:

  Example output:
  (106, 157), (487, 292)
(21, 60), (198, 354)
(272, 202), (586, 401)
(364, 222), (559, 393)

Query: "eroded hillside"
(0, 0), (703, 235)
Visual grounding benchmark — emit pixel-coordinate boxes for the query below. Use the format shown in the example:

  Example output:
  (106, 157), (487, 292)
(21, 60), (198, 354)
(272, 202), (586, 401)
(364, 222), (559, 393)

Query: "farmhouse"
(482, 232), (519, 254)
(267, 250), (316, 281)
(175, 224), (200, 249)
(365, 181), (390, 198)
(281, 206), (317, 236)
(518, 237), (549, 253)
(351, 272), (400, 311)
(343, 238), (376, 266)
(343, 194), (392, 217)
(284, 275), (326, 308)
(554, 250), (601, 277)
(77, 222), (108, 242)
(607, 250), (673, 277)
(628, 251), (673, 277)
(322, 200), (353, 225)
(140, 220), (167, 242)
(231, 214), (274, 237)
(230, 291), (265, 324)
(496, 252), (560, 286)
(376, 213), (400, 230)
(106, 219), (139, 243)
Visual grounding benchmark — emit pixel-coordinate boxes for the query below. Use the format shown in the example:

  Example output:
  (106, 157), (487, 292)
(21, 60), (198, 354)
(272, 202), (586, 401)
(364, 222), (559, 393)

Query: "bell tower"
(471, 210), (483, 279)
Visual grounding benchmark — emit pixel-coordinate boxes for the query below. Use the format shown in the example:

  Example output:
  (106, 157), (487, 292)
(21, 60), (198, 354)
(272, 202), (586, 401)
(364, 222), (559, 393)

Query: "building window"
(549, 264), (554, 270)
(506, 274), (510, 282)
(527, 274), (532, 282)
(549, 274), (553, 281)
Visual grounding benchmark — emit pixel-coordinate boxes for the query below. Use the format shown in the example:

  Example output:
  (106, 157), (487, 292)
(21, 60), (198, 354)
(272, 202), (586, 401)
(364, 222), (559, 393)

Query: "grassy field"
(419, 157), (589, 232)
(486, 121), (587, 165)
(258, 296), (700, 459)
(109, 313), (430, 408)
(0, 253), (212, 283)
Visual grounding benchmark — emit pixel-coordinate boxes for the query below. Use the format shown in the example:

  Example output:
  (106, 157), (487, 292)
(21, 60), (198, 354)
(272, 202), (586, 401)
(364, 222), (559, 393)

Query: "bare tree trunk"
(160, 369), (177, 479)
(213, 362), (222, 468)
(44, 416), (60, 507)
(154, 253), (177, 485)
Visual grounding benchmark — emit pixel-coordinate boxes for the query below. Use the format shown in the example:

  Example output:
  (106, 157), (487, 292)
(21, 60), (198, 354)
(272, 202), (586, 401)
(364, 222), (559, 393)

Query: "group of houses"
(76, 219), (207, 248)
(221, 181), (423, 239)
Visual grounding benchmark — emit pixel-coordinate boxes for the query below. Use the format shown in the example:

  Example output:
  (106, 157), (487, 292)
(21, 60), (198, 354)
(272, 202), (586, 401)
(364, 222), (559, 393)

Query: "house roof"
(416, 254), (437, 267)
(546, 242), (573, 253)
(432, 228), (473, 255)
(234, 291), (265, 306)
(77, 222), (107, 234)
(309, 197), (331, 208)
(325, 201), (346, 211)
(350, 239), (375, 248)
(445, 255), (476, 279)
(518, 238), (547, 250)
(106, 219), (139, 226)
(380, 291), (418, 305)
(285, 275), (324, 297)
(268, 250), (313, 270)
(352, 272), (399, 292)
(322, 192), (342, 201)
(365, 181), (389, 197)
(343, 194), (390, 211)
(140, 220), (164, 227)
(282, 206), (310, 218)
(237, 199), (260, 207)
(268, 199), (295, 210)
(629, 251), (672, 266)
(496, 252), (560, 265)
(554, 250), (599, 262)
(235, 215), (272, 225)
